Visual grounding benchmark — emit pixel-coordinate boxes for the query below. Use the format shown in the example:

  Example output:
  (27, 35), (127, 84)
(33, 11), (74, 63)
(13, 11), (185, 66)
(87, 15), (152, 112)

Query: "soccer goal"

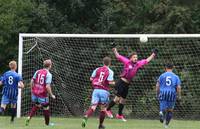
(18, 34), (200, 120)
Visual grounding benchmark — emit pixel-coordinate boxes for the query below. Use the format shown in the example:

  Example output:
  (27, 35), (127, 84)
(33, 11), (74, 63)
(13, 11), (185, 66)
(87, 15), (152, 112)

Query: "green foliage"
(0, 0), (200, 72)
(0, 0), (33, 71)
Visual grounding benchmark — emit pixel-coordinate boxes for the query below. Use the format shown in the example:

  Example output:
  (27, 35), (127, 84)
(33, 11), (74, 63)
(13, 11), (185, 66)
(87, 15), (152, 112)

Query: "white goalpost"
(17, 33), (200, 119)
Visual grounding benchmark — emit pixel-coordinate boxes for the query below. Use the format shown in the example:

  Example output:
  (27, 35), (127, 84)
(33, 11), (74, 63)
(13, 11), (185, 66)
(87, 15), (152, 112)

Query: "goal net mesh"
(20, 35), (200, 119)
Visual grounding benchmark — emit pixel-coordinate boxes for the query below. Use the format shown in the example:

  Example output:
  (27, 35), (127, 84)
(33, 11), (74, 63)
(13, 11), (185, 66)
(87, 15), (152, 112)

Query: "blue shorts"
(91, 89), (110, 105)
(32, 95), (49, 105)
(1, 95), (17, 104)
(160, 100), (175, 111)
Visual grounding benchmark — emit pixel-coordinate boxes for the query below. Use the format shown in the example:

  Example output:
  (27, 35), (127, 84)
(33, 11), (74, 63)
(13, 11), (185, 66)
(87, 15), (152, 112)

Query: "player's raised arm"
(146, 48), (158, 62)
(112, 48), (129, 64)
(112, 48), (120, 57)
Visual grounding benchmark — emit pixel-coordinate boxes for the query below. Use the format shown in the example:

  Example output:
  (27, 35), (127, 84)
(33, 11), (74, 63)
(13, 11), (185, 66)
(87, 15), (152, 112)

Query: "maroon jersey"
(91, 66), (114, 91)
(32, 69), (48, 98)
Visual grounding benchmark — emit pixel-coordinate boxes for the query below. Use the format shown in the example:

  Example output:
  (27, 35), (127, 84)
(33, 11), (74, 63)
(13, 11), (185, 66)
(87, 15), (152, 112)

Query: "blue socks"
(166, 111), (173, 125)
(0, 107), (5, 115)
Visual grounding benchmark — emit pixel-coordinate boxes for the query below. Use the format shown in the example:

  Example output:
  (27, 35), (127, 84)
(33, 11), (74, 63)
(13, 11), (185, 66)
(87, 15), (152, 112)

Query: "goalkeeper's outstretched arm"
(146, 48), (158, 62)
(112, 48), (120, 57)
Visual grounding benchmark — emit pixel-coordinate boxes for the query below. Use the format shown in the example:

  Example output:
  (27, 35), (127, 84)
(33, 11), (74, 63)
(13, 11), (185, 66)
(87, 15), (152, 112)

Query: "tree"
(0, 0), (33, 72)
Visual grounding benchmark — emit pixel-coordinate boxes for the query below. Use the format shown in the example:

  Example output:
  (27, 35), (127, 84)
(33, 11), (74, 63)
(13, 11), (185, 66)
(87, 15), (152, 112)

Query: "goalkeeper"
(106, 46), (157, 121)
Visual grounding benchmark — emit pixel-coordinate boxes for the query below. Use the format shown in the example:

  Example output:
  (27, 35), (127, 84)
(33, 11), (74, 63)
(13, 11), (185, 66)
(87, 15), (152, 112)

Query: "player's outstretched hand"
(51, 94), (56, 99)
(112, 48), (117, 52)
(152, 48), (158, 56)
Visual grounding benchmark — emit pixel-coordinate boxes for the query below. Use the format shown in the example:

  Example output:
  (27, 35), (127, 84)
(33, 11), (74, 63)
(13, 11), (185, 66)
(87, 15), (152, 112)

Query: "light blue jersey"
(158, 71), (181, 102)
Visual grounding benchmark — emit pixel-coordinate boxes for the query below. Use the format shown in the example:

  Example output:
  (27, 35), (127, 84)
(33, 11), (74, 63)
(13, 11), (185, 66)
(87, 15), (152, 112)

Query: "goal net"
(18, 34), (200, 119)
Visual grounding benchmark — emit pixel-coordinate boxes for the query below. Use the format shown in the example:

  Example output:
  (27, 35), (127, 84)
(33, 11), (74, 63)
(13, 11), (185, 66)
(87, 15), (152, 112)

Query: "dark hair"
(129, 52), (137, 59)
(103, 57), (111, 66)
(165, 63), (174, 69)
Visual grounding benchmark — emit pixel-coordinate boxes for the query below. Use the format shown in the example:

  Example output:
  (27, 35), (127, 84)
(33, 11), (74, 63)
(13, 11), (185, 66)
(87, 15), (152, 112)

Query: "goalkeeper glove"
(110, 42), (117, 48)
(152, 48), (158, 56)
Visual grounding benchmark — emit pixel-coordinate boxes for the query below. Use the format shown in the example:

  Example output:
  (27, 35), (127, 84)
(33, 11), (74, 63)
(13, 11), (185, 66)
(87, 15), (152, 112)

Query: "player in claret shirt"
(106, 47), (157, 121)
(82, 57), (115, 129)
(26, 59), (55, 126)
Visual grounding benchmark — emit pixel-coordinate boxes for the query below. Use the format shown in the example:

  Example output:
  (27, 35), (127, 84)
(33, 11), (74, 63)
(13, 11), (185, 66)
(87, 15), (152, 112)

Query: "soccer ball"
(140, 36), (148, 43)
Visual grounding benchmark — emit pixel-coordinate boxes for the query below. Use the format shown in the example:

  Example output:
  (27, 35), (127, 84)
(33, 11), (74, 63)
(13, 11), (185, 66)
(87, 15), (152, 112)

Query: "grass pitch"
(0, 116), (199, 129)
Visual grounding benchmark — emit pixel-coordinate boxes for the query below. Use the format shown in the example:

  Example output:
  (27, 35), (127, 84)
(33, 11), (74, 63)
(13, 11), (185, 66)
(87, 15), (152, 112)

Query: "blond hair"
(9, 61), (17, 70)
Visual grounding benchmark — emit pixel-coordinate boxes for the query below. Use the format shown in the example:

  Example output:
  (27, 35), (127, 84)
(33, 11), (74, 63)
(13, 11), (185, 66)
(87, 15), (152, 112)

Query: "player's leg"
(118, 97), (126, 116)
(82, 90), (98, 128)
(107, 95), (119, 110)
(159, 101), (167, 123)
(164, 109), (173, 128)
(0, 95), (9, 115)
(42, 103), (51, 126)
(164, 102), (175, 128)
(106, 96), (119, 118)
(116, 97), (127, 121)
(82, 104), (97, 128)
(107, 79), (122, 111)
(106, 79), (125, 118)
(98, 90), (110, 129)
(26, 95), (41, 126)
(0, 104), (7, 115)
(116, 83), (128, 122)
(99, 105), (106, 129)
(10, 103), (17, 122)
(39, 97), (54, 126)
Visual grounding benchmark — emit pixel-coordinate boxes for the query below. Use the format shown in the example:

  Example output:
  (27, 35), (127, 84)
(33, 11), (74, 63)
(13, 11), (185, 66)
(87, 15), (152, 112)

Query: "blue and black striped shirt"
(158, 71), (181, 102)
(1, 70), (22, 99)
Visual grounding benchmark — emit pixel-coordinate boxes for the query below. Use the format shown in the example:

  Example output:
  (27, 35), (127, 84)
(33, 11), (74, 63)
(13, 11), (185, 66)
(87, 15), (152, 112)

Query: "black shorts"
(114, 79), (130, 99)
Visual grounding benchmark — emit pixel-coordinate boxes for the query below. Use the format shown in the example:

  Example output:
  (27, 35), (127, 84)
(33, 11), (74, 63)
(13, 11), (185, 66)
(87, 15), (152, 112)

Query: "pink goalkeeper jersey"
(91, 66), (114, 91)
(117, 55), (148, 82)
(32, 69), (48, 98)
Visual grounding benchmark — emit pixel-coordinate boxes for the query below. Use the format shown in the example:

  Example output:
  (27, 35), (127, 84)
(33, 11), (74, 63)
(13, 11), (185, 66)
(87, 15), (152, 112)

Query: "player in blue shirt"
(0, 61), (24, 122)
(156, 63), (181, 128)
